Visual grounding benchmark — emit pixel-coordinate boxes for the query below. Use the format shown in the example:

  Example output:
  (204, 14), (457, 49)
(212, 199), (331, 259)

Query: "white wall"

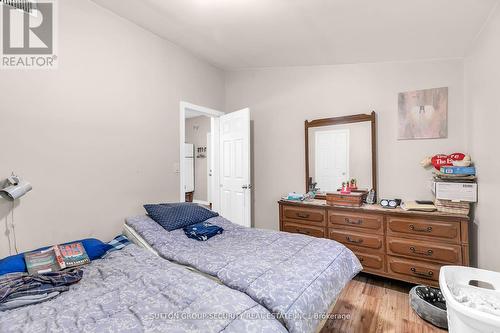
(225, 60), (465, 230)
(0, 0), (224, 257)
(465, 4), (500, 271)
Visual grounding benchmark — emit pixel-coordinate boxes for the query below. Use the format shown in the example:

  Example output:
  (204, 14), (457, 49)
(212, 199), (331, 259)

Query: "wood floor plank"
(321, 273), (447, 333)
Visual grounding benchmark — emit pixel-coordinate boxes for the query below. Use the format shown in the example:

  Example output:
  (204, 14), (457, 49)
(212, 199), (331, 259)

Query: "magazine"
(24, 242), (90, 275)
(57, 242), (90, 268)
(24, 247), (60, 275)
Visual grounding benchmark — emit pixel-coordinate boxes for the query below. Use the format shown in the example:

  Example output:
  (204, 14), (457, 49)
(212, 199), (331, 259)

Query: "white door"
(315, 129), (349, 192)
(219, 108), (251, 227)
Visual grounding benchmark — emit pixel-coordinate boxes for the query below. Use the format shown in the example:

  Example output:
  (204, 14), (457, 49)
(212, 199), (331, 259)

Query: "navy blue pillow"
(159, 202), (198, 208)
(144, 204), (219, 231)
(0, 238), (113, 276)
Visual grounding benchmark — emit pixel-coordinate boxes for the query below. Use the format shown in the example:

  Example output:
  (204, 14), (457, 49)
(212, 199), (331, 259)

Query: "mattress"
(125, 215), (362, 333)
(123, 223), (222, 284)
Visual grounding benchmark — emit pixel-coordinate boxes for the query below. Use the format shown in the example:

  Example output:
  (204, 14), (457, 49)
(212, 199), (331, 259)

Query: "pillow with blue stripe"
(144, 203), (219, 231)
(0, 238), (113, 276)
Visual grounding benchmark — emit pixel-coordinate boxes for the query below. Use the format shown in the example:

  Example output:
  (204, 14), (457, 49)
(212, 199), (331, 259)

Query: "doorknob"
(242, 184), (253, 189)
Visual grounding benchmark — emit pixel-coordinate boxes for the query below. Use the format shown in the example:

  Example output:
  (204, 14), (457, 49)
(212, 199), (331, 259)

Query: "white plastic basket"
(440, 266), (500, 333)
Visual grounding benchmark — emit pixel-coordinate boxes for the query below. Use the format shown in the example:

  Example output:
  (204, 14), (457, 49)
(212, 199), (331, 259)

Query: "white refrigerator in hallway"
(184, 143), (194, 193)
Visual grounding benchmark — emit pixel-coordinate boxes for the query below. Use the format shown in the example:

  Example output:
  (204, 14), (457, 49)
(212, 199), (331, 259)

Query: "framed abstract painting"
(398, 87), (448, 140)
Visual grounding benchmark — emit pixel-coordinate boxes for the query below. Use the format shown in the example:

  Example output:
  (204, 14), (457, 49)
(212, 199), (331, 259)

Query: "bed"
(0, 244), (287, 333)
(125, 215), (363, 333)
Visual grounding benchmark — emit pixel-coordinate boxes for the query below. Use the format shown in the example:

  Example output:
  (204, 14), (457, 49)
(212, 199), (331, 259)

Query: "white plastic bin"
(440, 266), (500, 333)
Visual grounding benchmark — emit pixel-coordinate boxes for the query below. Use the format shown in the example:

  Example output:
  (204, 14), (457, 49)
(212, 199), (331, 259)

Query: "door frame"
(179, 101), (224, 207)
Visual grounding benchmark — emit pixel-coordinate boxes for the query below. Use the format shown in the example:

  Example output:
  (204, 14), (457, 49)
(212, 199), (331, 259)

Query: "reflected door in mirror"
(315, 129), (349, 192)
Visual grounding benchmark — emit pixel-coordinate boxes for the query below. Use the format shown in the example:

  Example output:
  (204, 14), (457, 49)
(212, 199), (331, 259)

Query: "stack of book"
(24, 242), (90, 275)
(435, 199), (471, 215)
(433, 166), (477, 215)
(434, 166), (477, 183)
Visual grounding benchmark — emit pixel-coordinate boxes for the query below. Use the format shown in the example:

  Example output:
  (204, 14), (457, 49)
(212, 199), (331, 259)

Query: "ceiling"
(92, 0), (498, 70)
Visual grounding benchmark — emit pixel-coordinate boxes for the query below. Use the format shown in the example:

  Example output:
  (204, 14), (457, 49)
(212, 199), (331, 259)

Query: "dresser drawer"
(328, 211), (383, 234)
(388, 256), (441, 284)
(353, 250), (385, 272)
(282, 221), (325, 238)
(387, 237), (462, 264)
(329, 228), (384, 251)
(387, 217), (460, 243)
(282, 206), (326, 226)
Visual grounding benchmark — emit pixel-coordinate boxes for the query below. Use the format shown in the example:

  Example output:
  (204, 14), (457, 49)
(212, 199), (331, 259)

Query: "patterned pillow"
(159, 202), (198, 207)
(144, 204), (219, 231)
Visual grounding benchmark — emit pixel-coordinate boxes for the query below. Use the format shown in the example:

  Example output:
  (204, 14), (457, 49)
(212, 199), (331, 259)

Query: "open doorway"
(179, 102), (252, 227)
(179, 102), (224, 211)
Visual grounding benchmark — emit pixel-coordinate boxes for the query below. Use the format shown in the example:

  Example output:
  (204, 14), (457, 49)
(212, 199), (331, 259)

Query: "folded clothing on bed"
(0, 292), (60, 312)
(0, 268), (83, 311)
(183, 221), (224, 241)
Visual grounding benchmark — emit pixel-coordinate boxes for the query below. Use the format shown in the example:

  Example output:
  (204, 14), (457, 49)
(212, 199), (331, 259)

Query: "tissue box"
(433, 182), (477, 203)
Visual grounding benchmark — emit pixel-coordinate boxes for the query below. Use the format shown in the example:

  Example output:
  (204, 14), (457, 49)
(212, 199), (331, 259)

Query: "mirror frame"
(305, 111), (377, 198)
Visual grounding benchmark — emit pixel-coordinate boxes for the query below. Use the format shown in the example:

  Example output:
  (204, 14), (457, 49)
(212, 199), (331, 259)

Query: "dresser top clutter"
(279, 111), (473, 287)
(279, 198), (469, 220)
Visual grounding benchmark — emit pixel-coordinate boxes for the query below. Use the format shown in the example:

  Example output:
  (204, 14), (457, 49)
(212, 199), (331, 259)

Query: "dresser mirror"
(305, 112), (377, 197)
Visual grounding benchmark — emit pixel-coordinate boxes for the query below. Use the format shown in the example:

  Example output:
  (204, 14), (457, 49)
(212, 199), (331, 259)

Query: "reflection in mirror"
(308, 121), (372, 194)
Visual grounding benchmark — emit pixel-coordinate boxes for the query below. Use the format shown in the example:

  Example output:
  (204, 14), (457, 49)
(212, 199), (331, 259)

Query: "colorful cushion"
(0, 238), (113, 276)
(103, 235), (131, 257)
(144, 203), (218, 231)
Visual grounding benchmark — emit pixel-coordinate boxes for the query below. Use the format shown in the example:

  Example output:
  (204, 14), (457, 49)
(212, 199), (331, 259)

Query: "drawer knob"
(409, 224), (433, 233)
(296, 213), (310, 219)
(346, 236), (363, 244)
(295, 228), (310, 235)
(410, 267), (434, 277)
(345, 218), (363, 225)
(410, 247), (434, 256)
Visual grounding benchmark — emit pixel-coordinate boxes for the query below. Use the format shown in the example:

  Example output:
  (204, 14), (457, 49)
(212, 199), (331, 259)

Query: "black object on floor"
(409, 285), (448, 329)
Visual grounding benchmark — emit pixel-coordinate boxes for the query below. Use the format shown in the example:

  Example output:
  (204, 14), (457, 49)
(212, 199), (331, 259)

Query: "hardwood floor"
(321, 273), (447, 333)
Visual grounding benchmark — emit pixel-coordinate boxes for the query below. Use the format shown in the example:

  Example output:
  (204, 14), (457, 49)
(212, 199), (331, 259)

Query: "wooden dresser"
(279, 199), (470, 287)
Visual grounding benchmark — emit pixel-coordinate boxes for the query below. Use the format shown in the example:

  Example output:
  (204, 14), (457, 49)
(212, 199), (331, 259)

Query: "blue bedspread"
(126, 215), (363, 333)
